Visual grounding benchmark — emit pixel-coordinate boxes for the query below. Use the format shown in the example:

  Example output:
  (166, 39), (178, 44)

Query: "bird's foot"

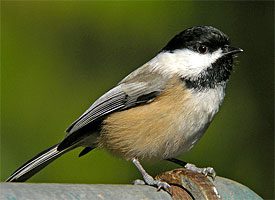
(133, 175), (170, 191)
(185, 163), (216, 180)
(132, 158), (170, 191)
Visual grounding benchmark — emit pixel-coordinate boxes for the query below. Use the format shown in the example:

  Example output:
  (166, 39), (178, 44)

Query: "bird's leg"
(132, 158), (170, 191)
(166, 158), (216, 180)
(166, 158), (187, 166)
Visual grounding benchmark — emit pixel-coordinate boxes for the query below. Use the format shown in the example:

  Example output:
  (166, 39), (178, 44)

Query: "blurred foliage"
(1, 1), (274, 199)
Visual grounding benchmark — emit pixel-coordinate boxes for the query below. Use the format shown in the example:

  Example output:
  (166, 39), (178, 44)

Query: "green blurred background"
(1, 1), (274, 199)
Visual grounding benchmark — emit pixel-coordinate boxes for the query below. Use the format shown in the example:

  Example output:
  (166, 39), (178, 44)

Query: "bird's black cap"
(162, 26), (230, 53)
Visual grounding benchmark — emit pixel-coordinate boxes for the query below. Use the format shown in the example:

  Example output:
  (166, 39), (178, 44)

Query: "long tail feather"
(6, 143), (75, 182)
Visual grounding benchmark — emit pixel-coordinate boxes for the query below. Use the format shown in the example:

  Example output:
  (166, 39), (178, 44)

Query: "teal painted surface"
(1, 183), (171, 200)
(214, 177), (263, 200)
(0, 178), (263, 200)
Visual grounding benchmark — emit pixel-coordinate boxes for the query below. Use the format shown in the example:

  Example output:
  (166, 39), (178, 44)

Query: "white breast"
(176, 85), (226, 154)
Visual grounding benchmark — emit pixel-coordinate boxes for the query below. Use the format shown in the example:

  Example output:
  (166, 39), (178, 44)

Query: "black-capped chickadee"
(6, 26), (243, 190)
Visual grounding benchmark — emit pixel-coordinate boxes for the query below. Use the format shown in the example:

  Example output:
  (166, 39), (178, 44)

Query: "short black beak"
(223, 45), (243, 55)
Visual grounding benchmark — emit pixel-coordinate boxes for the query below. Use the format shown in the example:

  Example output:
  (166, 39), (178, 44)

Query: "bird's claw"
(185, 163), (216, 180)
(201, 167), (216, 180)
(155, 180), (171, 191)
(133, 179), (145, 185)
(132, 158), (170, 192)
(133, 177), (171, 191)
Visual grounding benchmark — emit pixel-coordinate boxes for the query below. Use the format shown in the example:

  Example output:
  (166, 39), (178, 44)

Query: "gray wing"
(65, 65), (168, 136)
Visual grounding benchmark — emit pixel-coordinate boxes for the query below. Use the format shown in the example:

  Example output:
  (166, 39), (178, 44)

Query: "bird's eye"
(197, 45), (208, 54)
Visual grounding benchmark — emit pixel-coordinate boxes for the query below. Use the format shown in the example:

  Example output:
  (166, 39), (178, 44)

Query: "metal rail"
(1, 168), (262, 200)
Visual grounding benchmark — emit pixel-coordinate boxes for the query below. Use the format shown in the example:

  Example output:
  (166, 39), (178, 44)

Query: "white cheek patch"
(149, 48), (223, 78)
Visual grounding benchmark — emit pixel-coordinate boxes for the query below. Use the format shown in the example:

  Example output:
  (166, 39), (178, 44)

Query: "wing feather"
(61, 65), (169, 150)
(66, 86), (126, 134)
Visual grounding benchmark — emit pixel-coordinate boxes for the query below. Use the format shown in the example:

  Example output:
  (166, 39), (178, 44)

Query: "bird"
(6, 25), (243, 190)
